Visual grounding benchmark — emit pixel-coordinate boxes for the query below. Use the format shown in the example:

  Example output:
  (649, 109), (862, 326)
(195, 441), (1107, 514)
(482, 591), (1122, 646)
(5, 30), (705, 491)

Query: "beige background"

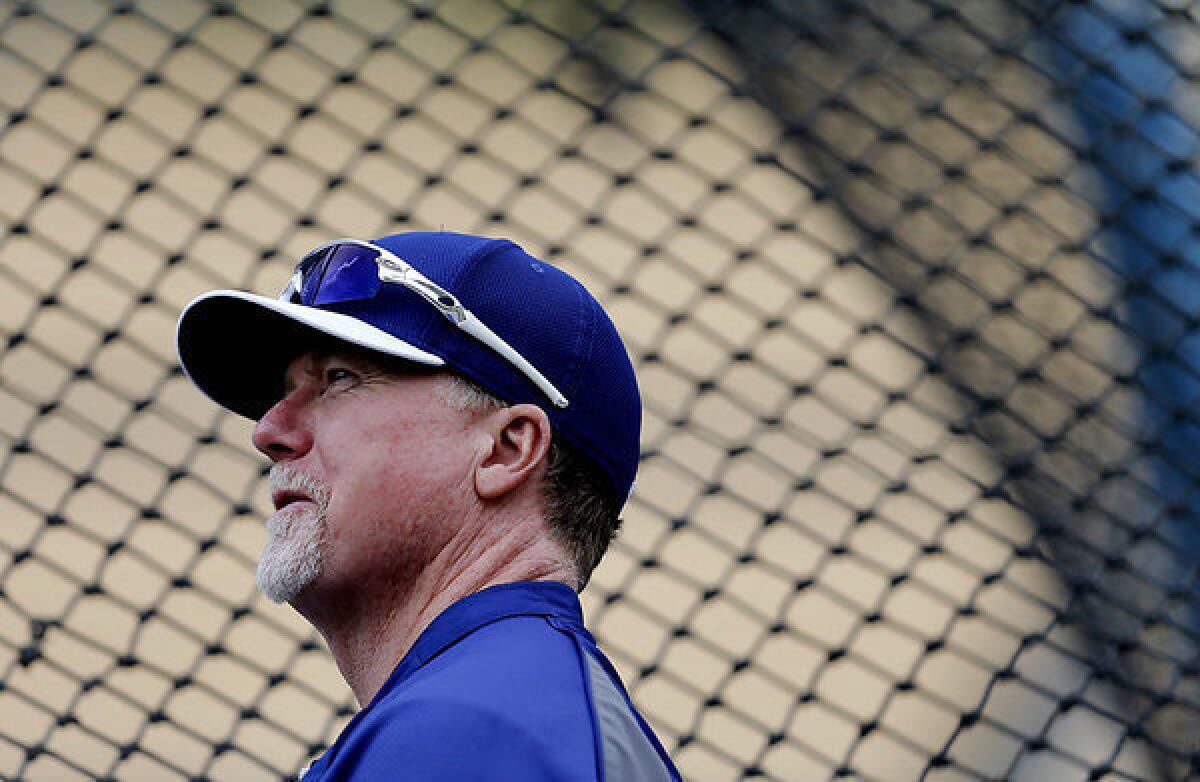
(0, 1), (1171, 780)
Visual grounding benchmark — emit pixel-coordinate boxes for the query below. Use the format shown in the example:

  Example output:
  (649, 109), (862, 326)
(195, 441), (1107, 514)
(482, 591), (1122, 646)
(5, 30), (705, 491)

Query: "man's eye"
(324, 368), (356, 386)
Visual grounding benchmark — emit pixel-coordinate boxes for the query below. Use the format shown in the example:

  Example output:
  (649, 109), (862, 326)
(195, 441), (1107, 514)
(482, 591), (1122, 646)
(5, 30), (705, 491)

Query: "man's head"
(250, 347), (555, 606)
(176, 233), (640, 598)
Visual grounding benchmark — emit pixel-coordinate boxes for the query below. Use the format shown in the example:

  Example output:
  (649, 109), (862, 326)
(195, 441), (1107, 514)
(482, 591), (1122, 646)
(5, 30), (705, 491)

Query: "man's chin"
(257, 500), (329, 603)
(257, 535), (325, 603)
(258, 562), (321, 603)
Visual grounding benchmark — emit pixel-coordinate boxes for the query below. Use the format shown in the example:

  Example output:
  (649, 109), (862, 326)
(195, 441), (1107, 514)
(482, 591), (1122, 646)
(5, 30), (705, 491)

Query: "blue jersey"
(299, 581), (682, 781)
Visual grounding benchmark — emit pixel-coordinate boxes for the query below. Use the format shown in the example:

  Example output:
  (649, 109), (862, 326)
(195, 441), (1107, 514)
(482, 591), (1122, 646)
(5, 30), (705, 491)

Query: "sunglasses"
(279, 238), (569, 408)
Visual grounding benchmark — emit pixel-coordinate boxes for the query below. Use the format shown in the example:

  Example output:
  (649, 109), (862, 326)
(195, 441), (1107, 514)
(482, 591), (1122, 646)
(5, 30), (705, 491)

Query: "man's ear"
(474, 404), (553, 500)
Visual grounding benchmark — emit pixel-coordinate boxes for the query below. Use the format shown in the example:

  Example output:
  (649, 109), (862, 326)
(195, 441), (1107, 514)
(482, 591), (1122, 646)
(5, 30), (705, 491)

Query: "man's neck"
(296, 512), (576, 707)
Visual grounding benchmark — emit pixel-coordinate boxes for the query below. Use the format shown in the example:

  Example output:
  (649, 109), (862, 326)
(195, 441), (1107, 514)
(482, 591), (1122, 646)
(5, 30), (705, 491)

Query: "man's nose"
(252, 393), (313, 461)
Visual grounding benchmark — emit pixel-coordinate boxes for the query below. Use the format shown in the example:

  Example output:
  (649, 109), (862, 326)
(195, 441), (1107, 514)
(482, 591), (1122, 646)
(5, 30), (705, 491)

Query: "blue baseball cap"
(176, 232), (642, 503)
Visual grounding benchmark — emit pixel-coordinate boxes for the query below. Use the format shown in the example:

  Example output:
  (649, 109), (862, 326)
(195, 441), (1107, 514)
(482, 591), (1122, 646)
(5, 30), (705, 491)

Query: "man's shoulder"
(324, 616), (599, 780)
(325, 691), (585, 781)
(303, 608), (681, 782)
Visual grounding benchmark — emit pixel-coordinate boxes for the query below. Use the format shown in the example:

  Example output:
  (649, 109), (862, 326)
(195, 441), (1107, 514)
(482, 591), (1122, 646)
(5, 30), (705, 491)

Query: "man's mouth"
(272, 491), (312, 511)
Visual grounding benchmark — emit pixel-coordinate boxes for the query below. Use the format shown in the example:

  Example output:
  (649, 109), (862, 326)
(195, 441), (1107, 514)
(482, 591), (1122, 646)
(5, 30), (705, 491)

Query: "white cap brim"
(176, 290), (444, 420)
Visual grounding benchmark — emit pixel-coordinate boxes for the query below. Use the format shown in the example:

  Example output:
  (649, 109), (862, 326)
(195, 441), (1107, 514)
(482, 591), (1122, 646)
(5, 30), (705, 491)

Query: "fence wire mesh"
(2, 0), (1199, 780)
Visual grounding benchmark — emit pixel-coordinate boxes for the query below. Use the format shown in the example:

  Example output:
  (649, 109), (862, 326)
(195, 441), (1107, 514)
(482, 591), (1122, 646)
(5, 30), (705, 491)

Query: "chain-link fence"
(2, 0), (1199, 780)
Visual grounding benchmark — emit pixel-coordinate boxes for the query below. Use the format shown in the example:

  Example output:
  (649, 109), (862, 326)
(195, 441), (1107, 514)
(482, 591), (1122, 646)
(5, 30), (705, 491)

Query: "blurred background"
(2, 0), (1199, 780)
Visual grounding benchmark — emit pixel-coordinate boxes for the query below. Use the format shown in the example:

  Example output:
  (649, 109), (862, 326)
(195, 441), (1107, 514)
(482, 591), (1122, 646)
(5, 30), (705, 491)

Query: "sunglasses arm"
(457, 314), (569, 409)
(383, 269), (470, 324)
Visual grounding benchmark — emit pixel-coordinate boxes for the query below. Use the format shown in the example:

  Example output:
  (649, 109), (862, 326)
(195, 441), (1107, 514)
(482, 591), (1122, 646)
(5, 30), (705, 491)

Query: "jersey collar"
(367, 580), (586, 709)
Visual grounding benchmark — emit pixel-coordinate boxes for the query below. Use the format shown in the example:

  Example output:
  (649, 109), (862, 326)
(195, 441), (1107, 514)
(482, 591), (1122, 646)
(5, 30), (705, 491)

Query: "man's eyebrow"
(330, 352), (392, 375)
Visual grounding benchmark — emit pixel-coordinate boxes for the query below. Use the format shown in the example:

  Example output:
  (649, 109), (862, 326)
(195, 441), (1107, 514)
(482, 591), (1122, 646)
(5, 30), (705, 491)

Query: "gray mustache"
(269, 466), (331, 508)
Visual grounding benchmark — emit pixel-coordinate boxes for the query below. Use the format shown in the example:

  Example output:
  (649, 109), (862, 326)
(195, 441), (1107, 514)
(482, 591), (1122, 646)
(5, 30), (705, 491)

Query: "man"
(176, 232), (681, 781)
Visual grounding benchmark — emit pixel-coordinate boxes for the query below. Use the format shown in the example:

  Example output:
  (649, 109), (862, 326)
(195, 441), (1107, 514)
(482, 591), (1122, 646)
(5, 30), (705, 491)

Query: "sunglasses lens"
(296, 246), (334, 304)
(298, 244), (384, 306)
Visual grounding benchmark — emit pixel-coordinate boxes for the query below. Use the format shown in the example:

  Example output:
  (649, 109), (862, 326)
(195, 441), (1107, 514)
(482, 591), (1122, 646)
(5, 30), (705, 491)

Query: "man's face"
(251, 350), (478, 605)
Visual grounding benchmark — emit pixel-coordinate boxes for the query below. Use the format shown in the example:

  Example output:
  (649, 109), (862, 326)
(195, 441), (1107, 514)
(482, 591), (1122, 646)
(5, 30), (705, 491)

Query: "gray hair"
(435, 375), (622, 591)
